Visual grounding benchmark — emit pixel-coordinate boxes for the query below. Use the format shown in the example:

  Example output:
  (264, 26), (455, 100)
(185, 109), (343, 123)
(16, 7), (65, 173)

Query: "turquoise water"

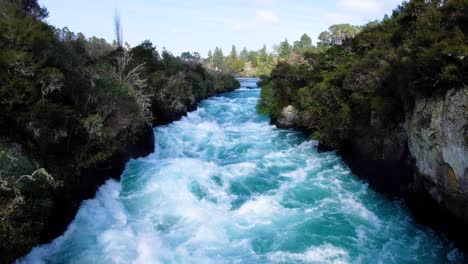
(19, 79), (463, 263)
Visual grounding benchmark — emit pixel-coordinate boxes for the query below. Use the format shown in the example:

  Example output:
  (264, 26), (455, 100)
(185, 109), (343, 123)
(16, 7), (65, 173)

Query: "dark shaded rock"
(339, 127), (414, 196)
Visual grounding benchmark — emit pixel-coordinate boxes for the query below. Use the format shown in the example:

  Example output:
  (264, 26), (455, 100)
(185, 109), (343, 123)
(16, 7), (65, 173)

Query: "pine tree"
(277, 39), (292, 59)
(240, 47), (249, 61)
(230, 45), (238, 59)
(207, 49), (213, 61)
(212, 47), (224, 68)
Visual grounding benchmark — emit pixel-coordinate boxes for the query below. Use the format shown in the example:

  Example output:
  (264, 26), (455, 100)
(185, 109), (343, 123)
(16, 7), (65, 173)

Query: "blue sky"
(39, 0), (404, 56)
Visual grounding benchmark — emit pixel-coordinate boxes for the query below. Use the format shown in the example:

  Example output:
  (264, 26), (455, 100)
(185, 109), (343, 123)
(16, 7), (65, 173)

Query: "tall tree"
(207, 50), (213, 61)
(277, 39), (292, 60)
(294, 33), (312, 50)
(240, 47), (249, 61)
(114, 10), (123, 47)
(230, 45), (238, 59)
(318, 24), (361, 46)
(212, 47), (224, 68)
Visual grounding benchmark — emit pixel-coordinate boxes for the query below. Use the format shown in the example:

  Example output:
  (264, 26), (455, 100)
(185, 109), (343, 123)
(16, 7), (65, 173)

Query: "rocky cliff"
(339, 87), (467, 251)
(407, 87), (468, 221)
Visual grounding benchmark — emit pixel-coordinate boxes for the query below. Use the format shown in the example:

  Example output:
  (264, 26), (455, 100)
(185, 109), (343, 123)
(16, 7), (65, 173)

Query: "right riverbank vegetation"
(257, 0), (466, 149)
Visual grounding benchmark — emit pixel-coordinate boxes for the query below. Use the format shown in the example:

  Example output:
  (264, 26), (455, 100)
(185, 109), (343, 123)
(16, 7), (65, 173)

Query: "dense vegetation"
(0, 0), (239, 262)
(257, 0), (467, 148)
(204, 32), (333, 77)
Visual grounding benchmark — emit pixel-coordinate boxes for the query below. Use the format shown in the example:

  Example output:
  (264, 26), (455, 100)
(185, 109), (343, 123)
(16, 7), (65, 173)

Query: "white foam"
(342, 198), (382, 227)
(267, 244), (350, 264)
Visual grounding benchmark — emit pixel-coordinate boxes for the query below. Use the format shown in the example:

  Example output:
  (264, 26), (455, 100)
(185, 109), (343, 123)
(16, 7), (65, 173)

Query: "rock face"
(339, 126), (414, 196)
(276, 105), (299, 128)
(407, 87), (468, 220)
(335, 86), (468, 251)
(339, 87), (468, 223)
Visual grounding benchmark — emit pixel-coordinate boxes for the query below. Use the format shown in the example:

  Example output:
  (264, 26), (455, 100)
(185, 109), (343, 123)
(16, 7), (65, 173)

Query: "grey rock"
(407, 87), (468, 220)
(277, 105), (299, 128)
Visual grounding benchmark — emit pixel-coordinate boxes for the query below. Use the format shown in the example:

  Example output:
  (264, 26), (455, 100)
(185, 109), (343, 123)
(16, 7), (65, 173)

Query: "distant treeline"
(200, 24), (361, 77)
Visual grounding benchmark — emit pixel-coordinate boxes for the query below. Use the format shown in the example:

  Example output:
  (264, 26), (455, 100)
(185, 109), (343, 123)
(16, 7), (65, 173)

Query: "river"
(19, 78), (463, 263)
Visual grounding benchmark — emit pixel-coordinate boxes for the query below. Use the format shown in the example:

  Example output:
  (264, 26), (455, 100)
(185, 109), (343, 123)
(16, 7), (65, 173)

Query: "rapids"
(19, 78), (463, 264)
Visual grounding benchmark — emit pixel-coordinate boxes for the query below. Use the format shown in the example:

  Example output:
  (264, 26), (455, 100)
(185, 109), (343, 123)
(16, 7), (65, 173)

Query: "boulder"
(277, 105), (299, 129)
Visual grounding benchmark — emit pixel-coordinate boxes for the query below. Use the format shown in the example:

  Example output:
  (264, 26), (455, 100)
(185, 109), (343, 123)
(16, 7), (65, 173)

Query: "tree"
(85, 36), (114, 59)
(293, 33), (312, 50)
(240, 47), (249, 61)
(230, 45), (238, 59)
(181, 52), (195, 62)
(14, 0), (49, 19)
(114, 10), (123, 47)
(192, 52), (201, 62)
(276, 39), (292, 60)
(212, 47), (224, 68)
(318, 24), (361, 46)
(207, 50), (212, 60)
(180, 52), (201, 63)
(225, 45), (243, 74)
(318, 31), (332, 46)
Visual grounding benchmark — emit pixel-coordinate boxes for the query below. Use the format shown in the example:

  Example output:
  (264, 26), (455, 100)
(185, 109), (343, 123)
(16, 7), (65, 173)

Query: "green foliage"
(0, 146), (36, 178)
(0, 143), (59, 263)
(211, 47), (224, 69)
(256, 82), (281, 117)
(258, 0), (467, 148)
(276, 39), (292, 60)
(293, 34), (313, 54)
(318, 24), (362, 47)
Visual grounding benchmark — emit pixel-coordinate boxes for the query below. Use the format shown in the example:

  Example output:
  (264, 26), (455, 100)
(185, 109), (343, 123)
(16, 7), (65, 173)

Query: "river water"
(19, 78), (463, 263)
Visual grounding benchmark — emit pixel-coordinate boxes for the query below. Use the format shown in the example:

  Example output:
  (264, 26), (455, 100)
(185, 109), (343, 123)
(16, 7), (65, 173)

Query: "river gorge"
(18, 79), (464, 264)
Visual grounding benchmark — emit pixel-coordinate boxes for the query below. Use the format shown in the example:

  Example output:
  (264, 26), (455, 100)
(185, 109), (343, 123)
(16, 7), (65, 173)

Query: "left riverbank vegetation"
(0, 0), (239, 262)
(257, 0), (467, 148)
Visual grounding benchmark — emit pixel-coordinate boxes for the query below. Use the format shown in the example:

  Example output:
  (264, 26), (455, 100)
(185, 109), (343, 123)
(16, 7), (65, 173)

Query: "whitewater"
(19, 78), (463, 264)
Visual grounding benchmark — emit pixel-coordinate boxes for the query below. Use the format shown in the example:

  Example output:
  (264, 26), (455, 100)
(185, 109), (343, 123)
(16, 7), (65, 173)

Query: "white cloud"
(254, 10), (280, 24)
(337, 0), (384, 14)
(254, 0), (275, 5)
(324, 12), (355, 24)
(231, 9), (280, 31)
(233, 23), (243, 31)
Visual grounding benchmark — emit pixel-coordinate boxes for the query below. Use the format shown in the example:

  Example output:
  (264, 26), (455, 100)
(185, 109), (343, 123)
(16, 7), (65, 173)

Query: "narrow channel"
(20, 79), (463, 264)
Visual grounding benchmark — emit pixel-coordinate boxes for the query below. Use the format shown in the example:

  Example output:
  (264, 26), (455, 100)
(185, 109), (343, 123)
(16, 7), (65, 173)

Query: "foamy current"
(18, 78), (463, 264)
